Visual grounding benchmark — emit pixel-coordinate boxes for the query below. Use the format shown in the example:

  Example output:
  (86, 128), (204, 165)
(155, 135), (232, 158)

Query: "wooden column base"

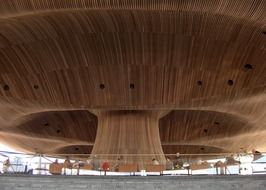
(91, 111), (165, 170)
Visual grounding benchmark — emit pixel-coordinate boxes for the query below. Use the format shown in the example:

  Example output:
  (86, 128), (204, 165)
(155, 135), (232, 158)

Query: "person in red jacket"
(101, 160), (110, 176)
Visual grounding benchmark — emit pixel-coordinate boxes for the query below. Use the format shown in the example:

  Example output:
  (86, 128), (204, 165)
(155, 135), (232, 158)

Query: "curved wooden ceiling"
(0, 0), (266, 157)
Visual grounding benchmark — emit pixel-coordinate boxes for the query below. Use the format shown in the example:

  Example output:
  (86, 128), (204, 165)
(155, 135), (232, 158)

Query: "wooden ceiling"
(0, 0), (266, 158)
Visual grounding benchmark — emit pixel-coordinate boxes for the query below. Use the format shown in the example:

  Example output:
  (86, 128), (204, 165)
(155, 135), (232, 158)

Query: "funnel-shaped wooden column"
(91, 111), (165, 169)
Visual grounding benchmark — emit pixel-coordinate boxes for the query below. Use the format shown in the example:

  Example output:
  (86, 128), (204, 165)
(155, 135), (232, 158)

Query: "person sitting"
(73, 160), (80, 175)
(102, 160), (110, 171)
(86, 157), (92, 164)
(63, 157), (72, 175)
(113, 156), (124, 171)
(72, 160), (79, 168)
(152, 158), (159, 165)
(166, 157), (173, 170)
(3, 158), (10, 173)
(91, 155), (100, 170)
(101, 160), (110, 176)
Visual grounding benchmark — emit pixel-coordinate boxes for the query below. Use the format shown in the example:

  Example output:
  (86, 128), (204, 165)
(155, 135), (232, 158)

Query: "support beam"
(91, 111), (166, 169)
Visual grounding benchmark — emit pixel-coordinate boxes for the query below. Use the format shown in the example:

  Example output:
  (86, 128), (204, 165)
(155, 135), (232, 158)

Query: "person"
(252, 149), (263, 161)
(73, 160), (79, 168)
(101, 160), (110, 175)
(166, 157), (173, 170)
(63, 157), (72, 175)
(152, 158), (159, 165)
(86, 157), (92, 164)
(91, 155), (100, 170)
(73, 160), (80, 175)
(3, 158), (10, 173)
(113, 156), (123, 171)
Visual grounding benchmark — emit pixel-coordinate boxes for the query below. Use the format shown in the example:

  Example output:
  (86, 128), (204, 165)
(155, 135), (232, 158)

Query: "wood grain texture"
(91, 111), (165, 169)
(0, 0), (265, 163)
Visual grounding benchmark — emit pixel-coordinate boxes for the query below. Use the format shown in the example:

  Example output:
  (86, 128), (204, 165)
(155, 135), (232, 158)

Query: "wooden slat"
(0, 0), (265, 164)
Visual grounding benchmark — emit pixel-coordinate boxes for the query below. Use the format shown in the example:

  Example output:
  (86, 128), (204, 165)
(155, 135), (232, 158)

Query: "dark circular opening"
(262, 31), (266, 35)
(214, 122), (220, 125)
(197, 81), (203, 86)
(3, 85), (9, 91)
(244, 64), (253, 70)
(75, 147), (79, 151)
(203, 129), (208, 133)
(130, 83), (135, 89)
(227, 80), (234, 86)
(44, 123), (49, 126)
(200, 147), (205, 151)
(33, 85), (39, 89)
(99, 84), (105, 89)
(56, 129), (61, 134)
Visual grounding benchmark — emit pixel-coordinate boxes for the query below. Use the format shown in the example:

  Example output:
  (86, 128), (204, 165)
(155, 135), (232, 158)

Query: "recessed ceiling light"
(244, 64), (253, 70)
(3, 84), (9, 91)
(197, 81), (203, 86)
(99, 84), (105, 89)
(130, 83), (135, 89)
(227, 80), (234, 86)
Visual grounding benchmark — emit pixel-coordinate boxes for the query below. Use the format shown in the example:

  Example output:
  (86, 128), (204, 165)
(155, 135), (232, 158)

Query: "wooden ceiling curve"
(0, 0), (265, 158)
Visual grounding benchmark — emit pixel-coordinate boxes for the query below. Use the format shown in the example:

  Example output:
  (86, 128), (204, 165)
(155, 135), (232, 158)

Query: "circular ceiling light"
(244, 64), (253, 70)
(197, 81), (203, 86)
(99, 84), (105, 89)
(3, 84), (9, 91)
(33, 85), (39, 89)
(130, 83), (135, 89)
(214, 122), (220, 125)
(227, 80), (234, 86)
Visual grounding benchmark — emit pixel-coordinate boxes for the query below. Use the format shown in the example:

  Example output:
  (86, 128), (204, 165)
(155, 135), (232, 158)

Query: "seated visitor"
(114, 156), (123, 171)
(86, 157), (92, 164)
(101, 160), (110, 176)
(152, 158), (159, 165)
(166, 157), (173, 170)
(63, 157), (72, 175)
(3, 158), (10, 173)
(102, 160), (110, 171)
(91, 155), (100, 170)
(73, 160), (80, 168)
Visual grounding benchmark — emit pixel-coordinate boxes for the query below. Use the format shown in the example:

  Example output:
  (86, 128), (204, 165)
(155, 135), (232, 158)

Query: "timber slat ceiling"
(0, 0), (265, 156)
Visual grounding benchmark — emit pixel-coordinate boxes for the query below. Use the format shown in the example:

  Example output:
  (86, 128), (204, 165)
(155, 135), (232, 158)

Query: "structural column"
(91, 111), (165, 169)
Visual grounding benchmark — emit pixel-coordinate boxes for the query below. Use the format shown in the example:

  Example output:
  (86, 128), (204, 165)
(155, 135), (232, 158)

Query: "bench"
(146, 165), (165, 175)
(118, 164), (138, 175)
(190, 162), (210, 170)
